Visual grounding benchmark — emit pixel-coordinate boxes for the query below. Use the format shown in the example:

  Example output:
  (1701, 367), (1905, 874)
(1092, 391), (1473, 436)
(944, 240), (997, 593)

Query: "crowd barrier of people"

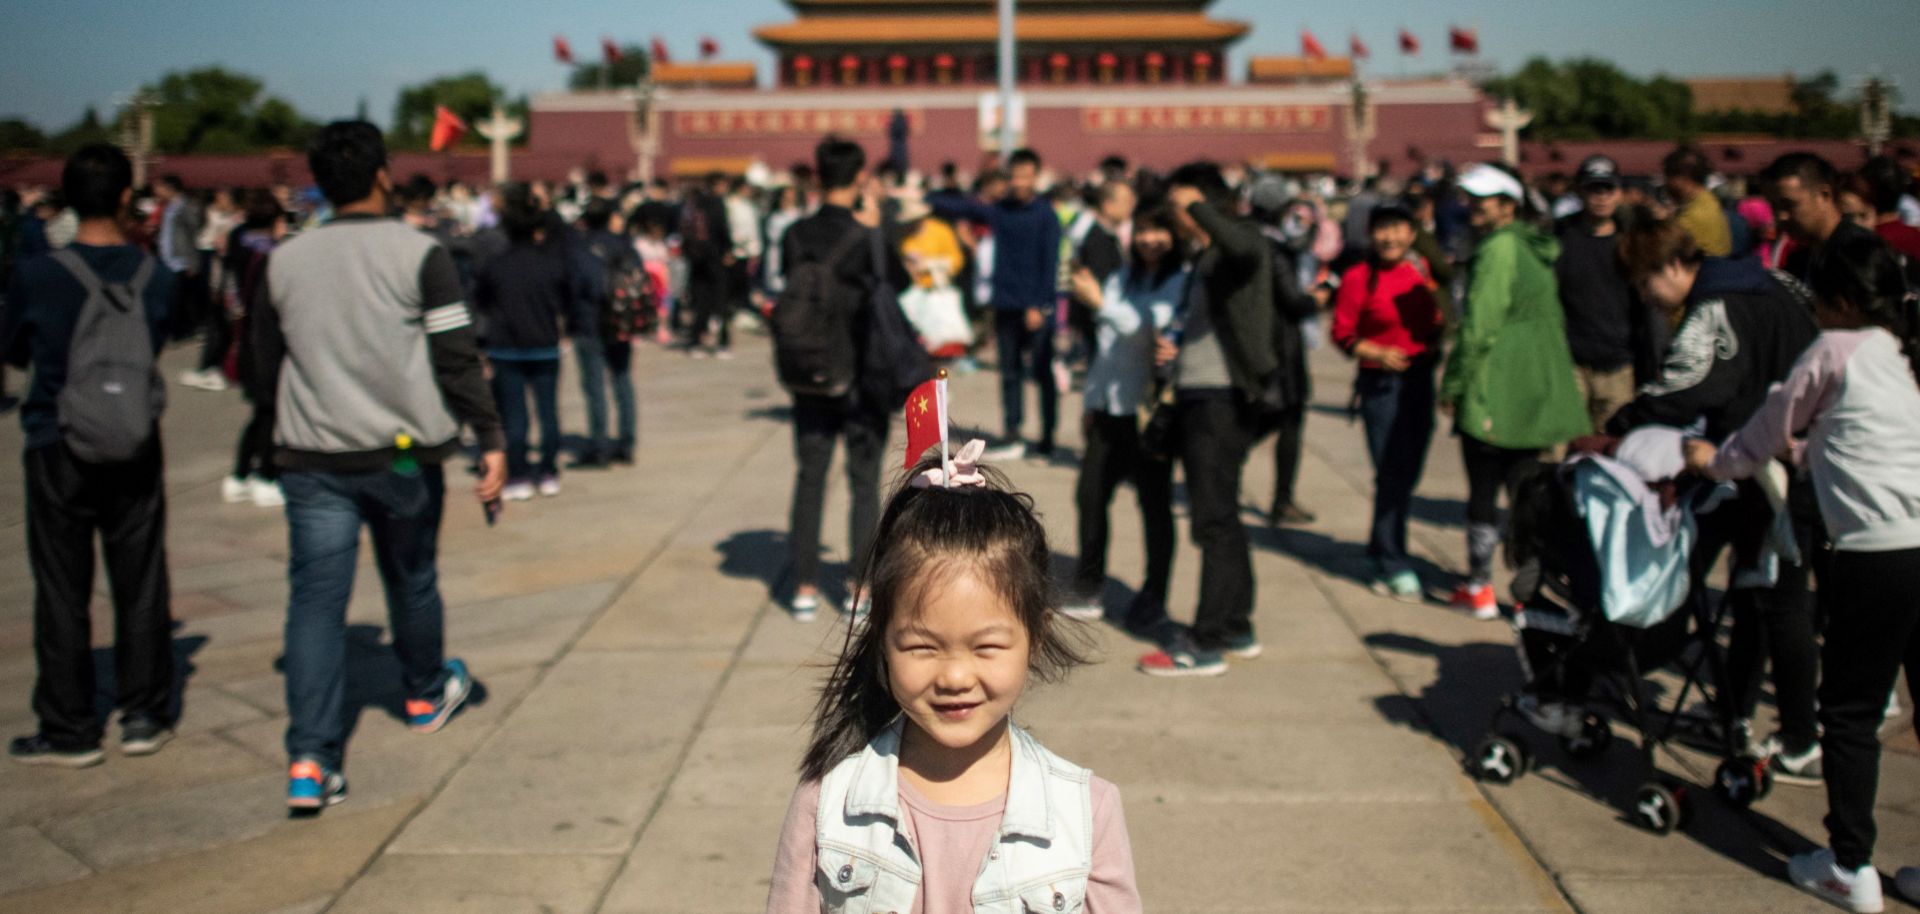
(4, 126), (1920, 913)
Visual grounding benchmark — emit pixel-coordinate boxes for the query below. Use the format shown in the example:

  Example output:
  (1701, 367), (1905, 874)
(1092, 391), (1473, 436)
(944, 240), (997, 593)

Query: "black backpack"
(587, 237), (656, 342)
(48, 249), (164, 463)
(771, 225), (866, 398)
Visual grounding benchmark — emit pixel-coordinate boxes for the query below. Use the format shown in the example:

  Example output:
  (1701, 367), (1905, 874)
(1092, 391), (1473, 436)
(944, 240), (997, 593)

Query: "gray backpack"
(48, 249), (165, 463)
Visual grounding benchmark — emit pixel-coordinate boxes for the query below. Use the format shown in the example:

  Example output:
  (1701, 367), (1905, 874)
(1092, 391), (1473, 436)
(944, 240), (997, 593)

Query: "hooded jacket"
(1606, 257), (1819, 440)
(1441, 221), (1590, 449)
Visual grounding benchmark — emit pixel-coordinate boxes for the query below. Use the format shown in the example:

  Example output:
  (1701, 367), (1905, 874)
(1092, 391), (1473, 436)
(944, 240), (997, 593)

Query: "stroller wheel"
(1473, 734), (1529, 784)
(1713, 756), (1773, 807)
(1559, 712), (1613, 760)
(1632, 782), (1691, 835)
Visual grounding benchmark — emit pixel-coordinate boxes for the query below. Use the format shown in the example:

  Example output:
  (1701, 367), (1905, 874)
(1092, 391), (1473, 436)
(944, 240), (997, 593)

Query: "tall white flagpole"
(936, 368), (952, 487)
(997, 0), (1016, 163)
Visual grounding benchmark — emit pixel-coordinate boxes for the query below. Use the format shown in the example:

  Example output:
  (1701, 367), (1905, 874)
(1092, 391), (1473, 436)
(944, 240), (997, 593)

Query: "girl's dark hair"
(1810, 234), (1920, 381)
(1617, 219), (1705, 283)
(1127, 202), (1187, 289)
(799, 452), (1089, 783)
(241, 188), (285, 229)
(1364, 204), (1418, 294)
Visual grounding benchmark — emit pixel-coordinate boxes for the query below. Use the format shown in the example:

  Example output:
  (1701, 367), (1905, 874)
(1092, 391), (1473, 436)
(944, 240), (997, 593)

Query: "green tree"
(140, 66), (316, 153)
(46, 107), (116, 155)
(567, 45), (652, 90)
(0, 118), (48, 152)
(1483, 57), (1694, 141)
(391, 72), (506, 150)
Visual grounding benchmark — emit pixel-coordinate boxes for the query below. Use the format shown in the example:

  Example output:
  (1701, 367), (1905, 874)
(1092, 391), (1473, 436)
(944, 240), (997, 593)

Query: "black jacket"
(1185, 200), (1278, 405)
(474, 242), (572, 351)
(779, 204), (912, 412)
(1606, 257), (1818, 439)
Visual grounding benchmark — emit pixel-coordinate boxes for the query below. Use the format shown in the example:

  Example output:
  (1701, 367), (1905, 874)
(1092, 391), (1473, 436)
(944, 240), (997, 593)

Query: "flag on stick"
(903, 373), (950, 475)
(1398, 28), (1421, 55)
(1350, 33), (1370, 60)
(1300, 30), (1328, 61)
(553, 36), (575, 65)
(699, 36), (720, 60)
(602, 38), (623, 64)
(429, 105), (467, 152)
(651, 36), (672, 64)
(1449, 26), (1479, 54)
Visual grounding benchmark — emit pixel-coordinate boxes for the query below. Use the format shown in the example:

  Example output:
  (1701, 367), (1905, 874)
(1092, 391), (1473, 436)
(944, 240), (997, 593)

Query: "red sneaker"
(1450, 583), (1499, 620)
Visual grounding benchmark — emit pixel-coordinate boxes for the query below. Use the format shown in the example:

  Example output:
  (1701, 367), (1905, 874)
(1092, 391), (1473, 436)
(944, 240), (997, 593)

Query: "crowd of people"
(5, 124), (1920, 912)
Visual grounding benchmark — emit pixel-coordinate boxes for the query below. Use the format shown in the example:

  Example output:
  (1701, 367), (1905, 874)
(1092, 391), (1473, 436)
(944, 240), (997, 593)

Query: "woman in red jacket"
(1331, 205), (1447, 600)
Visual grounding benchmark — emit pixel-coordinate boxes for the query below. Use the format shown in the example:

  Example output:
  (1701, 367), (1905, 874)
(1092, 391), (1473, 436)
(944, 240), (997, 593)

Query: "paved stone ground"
(0, 330), (1913, 913)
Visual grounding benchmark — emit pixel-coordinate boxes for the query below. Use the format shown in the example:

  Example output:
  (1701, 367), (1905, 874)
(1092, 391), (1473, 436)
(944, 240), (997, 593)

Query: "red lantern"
(1192, 51), (1214, 67)
(934, 52), (955, 68)
(793, 54), (814, 70)
(1095, 51), (1117, 83)
(840, 53), (861, 85)
(888, 53), (908, 69)
(1145, 51), (1165, 67)
(1049, 52), (1069, 68)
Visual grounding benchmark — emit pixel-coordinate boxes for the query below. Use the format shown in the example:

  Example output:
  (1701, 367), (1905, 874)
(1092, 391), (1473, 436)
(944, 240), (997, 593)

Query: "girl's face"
(1370, 221), (1416, 264)
(1638, 261), (1696, 313)
(886, 567), (1031, 752)
(1132, 224), (1172, 265)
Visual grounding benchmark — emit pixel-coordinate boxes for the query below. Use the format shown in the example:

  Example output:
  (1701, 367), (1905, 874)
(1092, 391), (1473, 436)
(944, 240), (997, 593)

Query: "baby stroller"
(1468, 434), (1771, 835)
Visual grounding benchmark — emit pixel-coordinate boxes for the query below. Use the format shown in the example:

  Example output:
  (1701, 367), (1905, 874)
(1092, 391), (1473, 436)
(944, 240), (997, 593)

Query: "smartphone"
(483, 498), (501, 527)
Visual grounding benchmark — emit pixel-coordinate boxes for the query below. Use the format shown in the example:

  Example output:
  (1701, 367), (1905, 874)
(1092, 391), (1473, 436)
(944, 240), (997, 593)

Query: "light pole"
(997, 0), (1015, 163)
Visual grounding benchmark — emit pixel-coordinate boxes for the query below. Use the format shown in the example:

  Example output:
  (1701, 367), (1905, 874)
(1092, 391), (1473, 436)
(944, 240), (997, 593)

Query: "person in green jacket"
(1440, 164), (1590, 618)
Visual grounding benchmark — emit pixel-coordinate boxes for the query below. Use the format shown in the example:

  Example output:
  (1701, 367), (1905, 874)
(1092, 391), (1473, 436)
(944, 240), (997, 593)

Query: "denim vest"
(814, 719), (1093, 914)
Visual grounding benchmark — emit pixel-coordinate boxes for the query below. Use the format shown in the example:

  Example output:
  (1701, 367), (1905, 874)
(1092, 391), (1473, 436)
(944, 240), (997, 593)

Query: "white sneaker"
(1787, 848), (1883, 913)
(248, 477), (284, 508)
(981, 441), (1026, 462)
(178, 369), (228, 392)
(843, 593), (871, 618)
(1517, 693), (1586, 738)
(502, 481), (535, 502)
(537, 476), (561, 498)
(789, 592), (819, 624)
(1894, 867), (1918, 904)
(221, 475), (251, 503)
(1058, 601), (1105, 621)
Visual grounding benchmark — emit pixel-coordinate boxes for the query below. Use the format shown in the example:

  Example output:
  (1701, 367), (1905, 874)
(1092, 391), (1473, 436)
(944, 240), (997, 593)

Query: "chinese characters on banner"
(674, 109), (925, 137)
(1081, 105), (1333, 133)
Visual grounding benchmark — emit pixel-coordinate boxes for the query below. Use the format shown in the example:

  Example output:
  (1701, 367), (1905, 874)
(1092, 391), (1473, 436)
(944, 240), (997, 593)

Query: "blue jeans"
(491, 357), (561, 481)
(993, 309), (1057, 448)
(574, 338), (636, 455)
(280, 466), (449, 770)
(1356, 361), (1436, 573)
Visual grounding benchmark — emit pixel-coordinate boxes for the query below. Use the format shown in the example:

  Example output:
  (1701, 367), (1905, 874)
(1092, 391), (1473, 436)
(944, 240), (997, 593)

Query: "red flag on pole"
(699, 36), (720, 60)
(429, 105), (467, 152)
(1449, 26), (1479, 54)
(650, 36), (671, 64)
(903, 376), (949, 471)
(1350, 34), (1370, 60)
(1300, 30), (1327, 61)
(602, 38), (622, 64)
(1399, 28), (1421, 55)
(553, 36), (574, 65)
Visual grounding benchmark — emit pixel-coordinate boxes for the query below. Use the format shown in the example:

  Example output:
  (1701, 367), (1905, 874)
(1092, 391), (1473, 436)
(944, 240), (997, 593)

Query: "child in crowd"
(1330, 205), (1447, 601)
(765, 441), (1142, 913)
(1686, 234), (1920, 913)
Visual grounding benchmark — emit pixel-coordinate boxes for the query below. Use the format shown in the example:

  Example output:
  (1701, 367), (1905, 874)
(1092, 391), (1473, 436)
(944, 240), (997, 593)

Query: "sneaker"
(1769, 741), (1825, 786)
(287, 758), (348, 810)
(405, 659), (474, 734)
(1224, 635), (1263, 660)
(981, 440), (1026, 462)
(502, 480), (535, 502)
(843, 592), (871, 618)
(118, 716), (174, 756)
(1895, 867), (1919, 904)
(713, 348), (735, 361)
(537, 475), (562, 498)
(1270, 501), (1317, 526)
(248, 476), (284, 508)
(1138, 632), (1228, 678)
(1370, 568), (1424, 602)
(1517, 692), (1586, 738)
(688, 347), (710, 360)
(8, 734), (104, 768)
(222, 475), (251, 503)
(790, 592), (819, 624)
(178, 368), (229, 392)
(1451, 582), (1499, 620)
(1787, 848), (1883, 913)
(611, 447), (635, 466)
(1058, 600), (1105, 621)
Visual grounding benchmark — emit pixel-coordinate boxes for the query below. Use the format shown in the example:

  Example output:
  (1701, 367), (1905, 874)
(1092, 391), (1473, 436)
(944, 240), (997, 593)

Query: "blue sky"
(2, 0), (1913, 131)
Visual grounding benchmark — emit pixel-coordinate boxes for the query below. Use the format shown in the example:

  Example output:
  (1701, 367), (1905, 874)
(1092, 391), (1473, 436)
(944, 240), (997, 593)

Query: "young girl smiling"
(765, 441), (1143, 913)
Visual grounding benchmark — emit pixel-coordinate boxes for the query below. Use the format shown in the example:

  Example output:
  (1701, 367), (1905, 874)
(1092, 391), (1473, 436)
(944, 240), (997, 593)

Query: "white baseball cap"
(1457, 164), (1525, 201)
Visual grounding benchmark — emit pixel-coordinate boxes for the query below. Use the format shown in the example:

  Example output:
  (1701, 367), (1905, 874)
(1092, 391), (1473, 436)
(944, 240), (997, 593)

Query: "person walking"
(220, 190), (290, 508)
(1440, 164), (1590, 619)
(1331, 205), (1447, 600)
(3, 144), (178, 766)
(252, 121), (506, 810)
(473, 184), (576, 501)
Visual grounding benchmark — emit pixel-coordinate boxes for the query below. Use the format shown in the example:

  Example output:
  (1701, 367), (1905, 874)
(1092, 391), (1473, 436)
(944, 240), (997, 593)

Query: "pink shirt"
(765, 776), (1142, 914)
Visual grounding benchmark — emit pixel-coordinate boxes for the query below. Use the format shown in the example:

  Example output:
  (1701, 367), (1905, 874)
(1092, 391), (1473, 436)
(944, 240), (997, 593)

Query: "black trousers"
(788, 397), (888, 588)
(1177, 395), (1257, 650)
(1460, 435), (1540, 584)
(687, 265), (731, 349)
(1817, 546), (1920, 870)
(992, 310), (1058, 449)
(1267, 404), (1306, 513)
(232, 406), (276, 481)
(1073, 412), (1175, 609)
(25, 440), (174, 749)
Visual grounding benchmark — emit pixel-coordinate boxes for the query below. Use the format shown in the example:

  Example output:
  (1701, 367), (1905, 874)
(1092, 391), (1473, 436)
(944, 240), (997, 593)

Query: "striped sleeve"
(418, 245), (471, 334)
(417, 244), (504, 452)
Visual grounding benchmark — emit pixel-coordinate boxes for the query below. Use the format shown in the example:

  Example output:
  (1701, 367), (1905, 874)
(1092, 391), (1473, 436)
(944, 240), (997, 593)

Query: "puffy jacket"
(1441, 222), (1590, 449)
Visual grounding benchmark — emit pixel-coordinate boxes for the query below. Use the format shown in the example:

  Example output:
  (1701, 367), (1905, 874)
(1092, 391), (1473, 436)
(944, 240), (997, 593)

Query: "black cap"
(1575, 155), (1621, 189)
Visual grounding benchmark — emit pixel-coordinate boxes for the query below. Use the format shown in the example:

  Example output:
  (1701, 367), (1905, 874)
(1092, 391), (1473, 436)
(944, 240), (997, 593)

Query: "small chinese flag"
(1350, 33), (1370, 60)
(1449, 26), (1479, 55)
(602, 38), (622, 64)
(651, 36), (672, 64)
(903, 376), (948, 471)
(553, 36), (575, 65)
(699, 36), (720, 60)
(1300, 30), (1328, 61)
(429, 105), (467, 152)
(1399, 28), (1421, 55)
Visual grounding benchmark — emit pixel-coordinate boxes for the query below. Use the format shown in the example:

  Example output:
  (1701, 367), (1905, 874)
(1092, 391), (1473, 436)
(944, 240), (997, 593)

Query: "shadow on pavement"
(90, 630), (208, 728)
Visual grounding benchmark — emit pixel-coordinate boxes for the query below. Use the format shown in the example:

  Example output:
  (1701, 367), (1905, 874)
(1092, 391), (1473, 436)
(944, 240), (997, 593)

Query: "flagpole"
(936, 368), (952, 488)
